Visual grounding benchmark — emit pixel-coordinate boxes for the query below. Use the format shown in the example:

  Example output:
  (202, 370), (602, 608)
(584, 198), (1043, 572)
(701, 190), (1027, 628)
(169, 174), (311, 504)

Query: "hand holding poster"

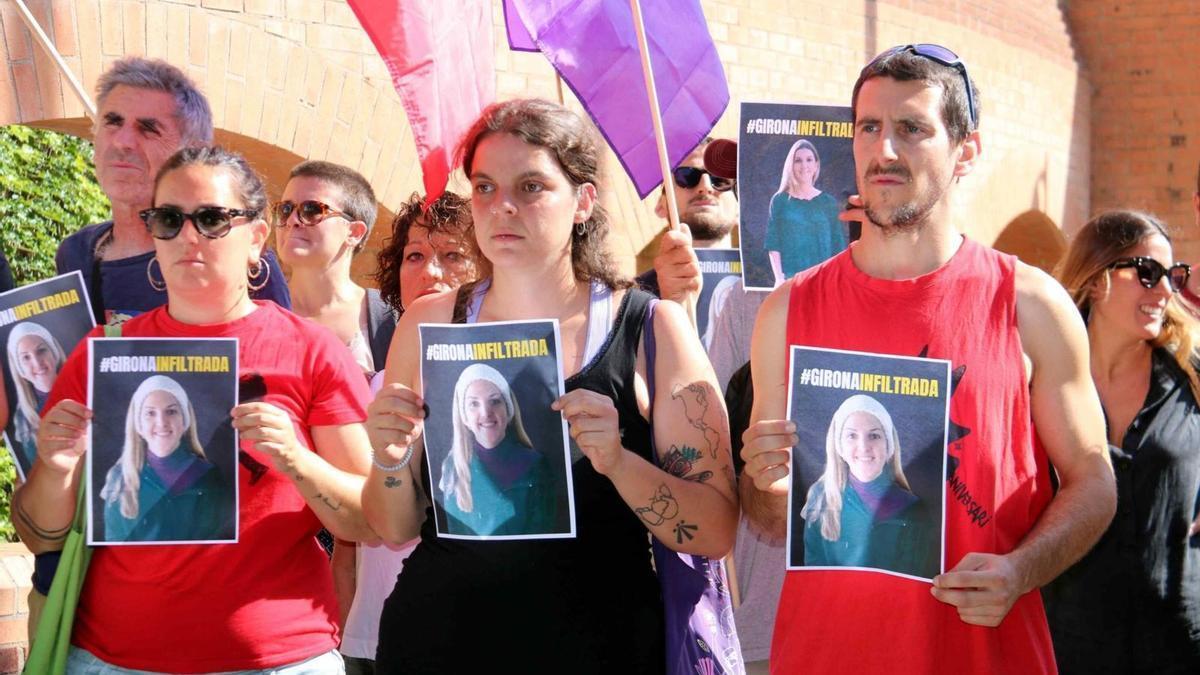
(738, 102), (856, 290)
(0, 272), (95, 481)
(87, 338), (239, 545)
(786, 346), (950, 581)
(420, 320), (575, 540)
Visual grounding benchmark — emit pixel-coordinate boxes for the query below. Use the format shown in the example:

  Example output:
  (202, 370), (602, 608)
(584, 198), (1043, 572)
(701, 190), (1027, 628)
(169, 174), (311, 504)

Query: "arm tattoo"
(635, 484), (679, 526)
(674, 520), (699, 544)
(314, 492), (342, 511)
(661, 445), (713, 483)
(383, 475), (403, 489)
(671, 383), (723, 458)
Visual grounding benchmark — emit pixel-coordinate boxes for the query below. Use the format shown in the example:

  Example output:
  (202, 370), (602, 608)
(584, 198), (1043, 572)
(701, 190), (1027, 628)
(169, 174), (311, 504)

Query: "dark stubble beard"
(684, 211), (736, 242)
(863, 171), (950, 236)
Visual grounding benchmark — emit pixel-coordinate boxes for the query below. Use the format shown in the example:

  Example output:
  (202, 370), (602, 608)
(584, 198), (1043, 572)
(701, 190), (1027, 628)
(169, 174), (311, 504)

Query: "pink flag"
(347, 0), (495, 203)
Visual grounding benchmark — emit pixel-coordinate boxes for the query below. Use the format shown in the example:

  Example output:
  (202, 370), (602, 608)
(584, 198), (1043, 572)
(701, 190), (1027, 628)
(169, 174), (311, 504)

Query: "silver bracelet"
(372, 444), (414, 472)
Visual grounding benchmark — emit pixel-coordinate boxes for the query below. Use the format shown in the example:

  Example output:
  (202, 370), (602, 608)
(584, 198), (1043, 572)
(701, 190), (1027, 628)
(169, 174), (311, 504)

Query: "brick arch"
(3, 0), (1097, 278)
(992, 210), (1068, 273)
(1, 3), (412, 209)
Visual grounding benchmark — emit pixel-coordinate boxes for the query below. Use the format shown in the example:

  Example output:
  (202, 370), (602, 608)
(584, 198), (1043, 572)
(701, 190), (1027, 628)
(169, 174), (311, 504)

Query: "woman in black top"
(363, 98), (738, 673)
(1049, 210), (1200, 673)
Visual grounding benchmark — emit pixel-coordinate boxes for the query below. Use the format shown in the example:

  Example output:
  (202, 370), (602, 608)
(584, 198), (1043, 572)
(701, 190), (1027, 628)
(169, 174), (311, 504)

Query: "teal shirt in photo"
(442, 441), (558, 537)
(103, 448), (234, 543)
(803, 481), (935, 578)
(764, 191), (846, 277)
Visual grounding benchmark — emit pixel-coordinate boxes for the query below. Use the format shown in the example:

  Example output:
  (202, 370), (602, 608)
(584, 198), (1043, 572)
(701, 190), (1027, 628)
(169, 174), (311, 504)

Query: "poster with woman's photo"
(785, 346), (950, 581)
(738, 102), (856, 290)
(420, 320), (575, 540)
(0, 272), (96, 481)
(695, 248), (743, 351)
(87, 338), (239, 546)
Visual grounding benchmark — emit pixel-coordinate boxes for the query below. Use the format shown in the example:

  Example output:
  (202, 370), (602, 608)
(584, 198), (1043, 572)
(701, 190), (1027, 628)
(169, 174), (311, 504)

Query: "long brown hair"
(1056, 210), (1200, 400)
(456, 98), (631, 291)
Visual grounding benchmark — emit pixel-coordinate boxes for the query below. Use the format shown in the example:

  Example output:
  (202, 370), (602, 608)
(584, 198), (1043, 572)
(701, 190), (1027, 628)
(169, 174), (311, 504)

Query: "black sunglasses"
(672, 166), (735, 193)
(1108, 257), (1191, 292)
(140, 206), (259, 240)
(870, 44), (977, 127)
(273, 200), (351, 227)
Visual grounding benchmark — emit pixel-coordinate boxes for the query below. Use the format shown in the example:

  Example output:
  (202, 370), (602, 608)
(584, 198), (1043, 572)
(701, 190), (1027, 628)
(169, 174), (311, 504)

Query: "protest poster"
(420, 320), (575, 540)
(695, 248), (743, 351)
(87, 338), (239, 545)
(738, 102), (856, 290)
(786, 346), (949, 581)
(0, 272), (96, 481)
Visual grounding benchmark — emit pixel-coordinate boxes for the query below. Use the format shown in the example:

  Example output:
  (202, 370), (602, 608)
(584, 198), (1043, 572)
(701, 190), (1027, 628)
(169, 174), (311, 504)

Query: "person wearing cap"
(741, 44), (1115, 674)
(99, 374), (234, 542)
(636, 137), (740, 305)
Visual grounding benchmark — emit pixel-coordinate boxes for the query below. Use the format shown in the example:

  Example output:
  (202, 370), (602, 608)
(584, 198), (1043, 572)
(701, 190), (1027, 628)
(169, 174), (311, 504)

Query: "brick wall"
(0, 0), (1091, 276)
(0, 544), (32, 673)
(1067, 0), (1200, 264)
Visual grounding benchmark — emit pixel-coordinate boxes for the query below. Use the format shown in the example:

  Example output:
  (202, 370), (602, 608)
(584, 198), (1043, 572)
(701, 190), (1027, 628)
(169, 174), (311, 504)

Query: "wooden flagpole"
(12, 0), (97, 121)
(628, 0), (680, 232)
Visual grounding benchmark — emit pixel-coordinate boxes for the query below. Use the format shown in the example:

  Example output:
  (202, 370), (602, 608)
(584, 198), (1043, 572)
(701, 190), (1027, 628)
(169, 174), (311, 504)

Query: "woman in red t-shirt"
(22, 146), (373, 673)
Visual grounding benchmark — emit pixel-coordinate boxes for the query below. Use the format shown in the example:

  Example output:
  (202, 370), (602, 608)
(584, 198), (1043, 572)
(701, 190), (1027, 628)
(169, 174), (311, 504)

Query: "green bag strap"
(24, 323), (119, 674)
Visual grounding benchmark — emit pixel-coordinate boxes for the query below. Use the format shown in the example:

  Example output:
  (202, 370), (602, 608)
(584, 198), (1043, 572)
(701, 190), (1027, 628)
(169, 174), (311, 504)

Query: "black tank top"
(375, 287), (663, 674)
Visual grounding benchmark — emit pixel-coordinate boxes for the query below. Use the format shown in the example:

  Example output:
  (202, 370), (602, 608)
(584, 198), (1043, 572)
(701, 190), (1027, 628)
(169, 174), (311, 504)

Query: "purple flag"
(506, 0), (729, 198)
(503, 0), (537, 51)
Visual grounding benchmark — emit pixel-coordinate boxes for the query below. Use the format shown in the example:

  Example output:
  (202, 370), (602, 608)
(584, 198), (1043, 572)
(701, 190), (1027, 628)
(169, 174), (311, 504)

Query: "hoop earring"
(575, 221), (587, 237)
(146, 258), (167, 292)
(248, 259), (269, 292)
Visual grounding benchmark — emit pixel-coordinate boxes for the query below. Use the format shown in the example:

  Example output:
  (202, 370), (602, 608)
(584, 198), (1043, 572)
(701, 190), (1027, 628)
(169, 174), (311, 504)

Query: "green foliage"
(0, 125), (110, 542)
(0, 449), (14, 542)
(0, 124), (111, 285)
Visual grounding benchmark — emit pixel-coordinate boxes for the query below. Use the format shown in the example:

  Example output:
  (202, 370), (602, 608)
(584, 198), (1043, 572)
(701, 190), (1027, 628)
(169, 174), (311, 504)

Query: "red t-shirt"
(772, 239), (1057, 674)
(46, 301), (370, 672)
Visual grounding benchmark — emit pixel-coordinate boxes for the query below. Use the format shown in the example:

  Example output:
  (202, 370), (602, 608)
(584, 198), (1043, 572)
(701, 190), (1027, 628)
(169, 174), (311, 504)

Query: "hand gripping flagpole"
(12, 0), (97, 121)
(629, 0), (680, 233)
(630, 0), (699, 325)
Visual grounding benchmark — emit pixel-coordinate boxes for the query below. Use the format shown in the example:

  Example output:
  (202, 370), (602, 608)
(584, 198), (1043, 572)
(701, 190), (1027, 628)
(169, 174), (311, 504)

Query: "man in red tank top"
(739, 45), (1117, 674)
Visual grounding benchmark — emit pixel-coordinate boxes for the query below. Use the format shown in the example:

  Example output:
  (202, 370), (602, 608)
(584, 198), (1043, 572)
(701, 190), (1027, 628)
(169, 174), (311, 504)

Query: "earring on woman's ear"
(575, 221), (587, 237)
(248, 259), (269, 292)
(146, 257), (167, 292)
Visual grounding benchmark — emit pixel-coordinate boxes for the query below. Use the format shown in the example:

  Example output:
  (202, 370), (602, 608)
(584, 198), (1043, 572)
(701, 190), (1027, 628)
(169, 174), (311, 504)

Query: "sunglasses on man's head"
(1108, 256), (1191, 292)
(273, 200), (350, 227)
(671, 166), (735, 193)
(139, 206), (259, 240)
(868, 43), (978, 127)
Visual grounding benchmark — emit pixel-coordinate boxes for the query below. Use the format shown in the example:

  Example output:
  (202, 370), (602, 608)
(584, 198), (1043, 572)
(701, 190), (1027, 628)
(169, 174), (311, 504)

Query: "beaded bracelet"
(372, 443), (414, 472)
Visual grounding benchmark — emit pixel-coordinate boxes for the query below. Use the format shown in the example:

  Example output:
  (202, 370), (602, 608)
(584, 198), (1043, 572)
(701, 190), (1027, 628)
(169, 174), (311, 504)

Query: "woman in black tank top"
(362, 99), (739, 674)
